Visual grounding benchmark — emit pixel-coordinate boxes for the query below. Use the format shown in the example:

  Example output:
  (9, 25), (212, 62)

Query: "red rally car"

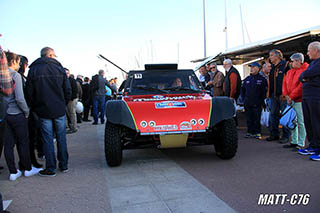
(104, 64), (238, 166)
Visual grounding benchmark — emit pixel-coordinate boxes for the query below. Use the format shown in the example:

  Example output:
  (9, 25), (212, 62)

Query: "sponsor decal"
(198, 118), (205, 125)
(153, 95), (164, 99)
(140, 121), (147, 128)
(180, 121), (192, 130)
(133, 95), (196, 102)
(154, 125), (178, 131)
(155, 101), (186, 109)
(190, 119), (197, 126)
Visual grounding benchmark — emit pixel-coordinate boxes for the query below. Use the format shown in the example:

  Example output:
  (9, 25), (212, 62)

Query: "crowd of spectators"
(0, 45), (120, 181)
(237, 42), (320, 161)
(199, 41), (320, 161)
(1, 41), (320, 183)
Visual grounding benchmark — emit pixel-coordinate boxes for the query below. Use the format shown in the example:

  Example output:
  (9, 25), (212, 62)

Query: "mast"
(224, 0), (228, 51)
(240, 4), (245, 45)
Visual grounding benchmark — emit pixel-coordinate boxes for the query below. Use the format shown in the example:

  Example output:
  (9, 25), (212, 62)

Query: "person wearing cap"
(266, 49), (291, 143)
(240, 62), (267, 139)
(282, 53), (308, 150)
(298, 41), (320, 161)
(206, 62), (224, 96)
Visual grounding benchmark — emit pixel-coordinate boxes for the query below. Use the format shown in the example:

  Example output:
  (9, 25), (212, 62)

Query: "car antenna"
(98, 54), (128, 74)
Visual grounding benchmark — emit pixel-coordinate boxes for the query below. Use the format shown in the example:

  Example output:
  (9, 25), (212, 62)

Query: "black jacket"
(268, 60), (289, 97)
(69, 77), (78, 100)
(241, 74), (267, 107)
(299, 57), (320, 99)
(81, 83), (91, 106)
(26, 57), (71, 119)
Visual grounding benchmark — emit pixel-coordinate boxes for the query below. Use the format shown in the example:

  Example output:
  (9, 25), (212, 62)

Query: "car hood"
(123, 93), (212, 135)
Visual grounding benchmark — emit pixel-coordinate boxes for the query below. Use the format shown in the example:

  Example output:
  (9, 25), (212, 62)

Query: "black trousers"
(4, 114), (31, 173)
(245, 105), (262, 134)
(83, 104), (91, 121)
(0, 120), (6, 160)
(76, 112), (82, 123)
(302, 98), (320, 148)
(28, 112), (43, 164)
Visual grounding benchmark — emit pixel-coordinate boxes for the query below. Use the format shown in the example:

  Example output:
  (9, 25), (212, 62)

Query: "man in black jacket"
(266, 49), (290, 143)
(298, 41), (320, 160)
(26, 47), (71, 177)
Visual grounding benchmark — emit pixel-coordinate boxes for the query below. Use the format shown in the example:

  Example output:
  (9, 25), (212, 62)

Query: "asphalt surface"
(0, 121), (112, 213)
(162, 112), (320, 213)
(1, 112), (319, 213)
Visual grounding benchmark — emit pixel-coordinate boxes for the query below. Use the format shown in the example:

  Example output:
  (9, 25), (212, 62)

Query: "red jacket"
(282, 62), (308, 102)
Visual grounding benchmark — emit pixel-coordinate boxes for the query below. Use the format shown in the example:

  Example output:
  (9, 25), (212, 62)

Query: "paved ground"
(1, 112), (320, 212)
(163, 112), (320, 213)
(0, 121), (112, 213)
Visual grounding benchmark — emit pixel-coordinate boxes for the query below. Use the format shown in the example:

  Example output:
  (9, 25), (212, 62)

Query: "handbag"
(260, 99), (270, 127)
(280, 103), (297, 130)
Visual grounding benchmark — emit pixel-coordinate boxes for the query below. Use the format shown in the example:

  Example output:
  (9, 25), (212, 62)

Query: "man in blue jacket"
(241, 62), (267, 139)
(298, 41), (320, 161)
(26, 47), (71, 176)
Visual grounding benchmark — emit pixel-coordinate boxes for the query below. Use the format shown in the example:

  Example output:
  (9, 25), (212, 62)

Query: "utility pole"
(203, 0), (207, 58)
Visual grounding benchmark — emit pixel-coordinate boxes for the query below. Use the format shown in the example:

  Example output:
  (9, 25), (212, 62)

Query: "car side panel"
(105, 100), (137, 130)
(209, 96), (235, 126)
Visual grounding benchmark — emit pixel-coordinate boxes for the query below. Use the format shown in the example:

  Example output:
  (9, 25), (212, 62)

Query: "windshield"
(125, 70), (202, 95)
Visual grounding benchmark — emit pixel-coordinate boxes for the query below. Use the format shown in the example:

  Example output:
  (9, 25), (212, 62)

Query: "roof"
(193, 25), (320, 70)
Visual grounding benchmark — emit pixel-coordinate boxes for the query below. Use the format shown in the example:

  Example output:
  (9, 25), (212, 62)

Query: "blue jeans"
(93, 95), (105, 124)
(40, 115), (68, 172)
(269, 97), (290, 139)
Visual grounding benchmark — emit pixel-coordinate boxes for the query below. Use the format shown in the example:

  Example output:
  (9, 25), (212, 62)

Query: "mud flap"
(159, 134), (188, 148)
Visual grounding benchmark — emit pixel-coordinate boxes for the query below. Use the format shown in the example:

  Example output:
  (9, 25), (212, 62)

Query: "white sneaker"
(9, 170), (22, 181)
(24, 166), (43, 177)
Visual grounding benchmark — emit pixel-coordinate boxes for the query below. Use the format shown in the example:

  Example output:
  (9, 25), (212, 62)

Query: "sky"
(1, 0), (320, 81)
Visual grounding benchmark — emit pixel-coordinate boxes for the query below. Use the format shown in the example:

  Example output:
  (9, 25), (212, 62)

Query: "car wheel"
(105, 122), (122, 167)
(214, 118), (238, 159)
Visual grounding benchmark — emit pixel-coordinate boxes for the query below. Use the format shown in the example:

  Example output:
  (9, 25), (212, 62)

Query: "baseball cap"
(249, 62), (261, 68)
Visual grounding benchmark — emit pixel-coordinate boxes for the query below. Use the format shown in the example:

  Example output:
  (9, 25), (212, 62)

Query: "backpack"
(280, 104), (297, 130)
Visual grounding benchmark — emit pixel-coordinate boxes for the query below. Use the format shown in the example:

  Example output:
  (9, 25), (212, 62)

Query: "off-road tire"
(213, 118), (238, 159)
(105, 122), (122, 167)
